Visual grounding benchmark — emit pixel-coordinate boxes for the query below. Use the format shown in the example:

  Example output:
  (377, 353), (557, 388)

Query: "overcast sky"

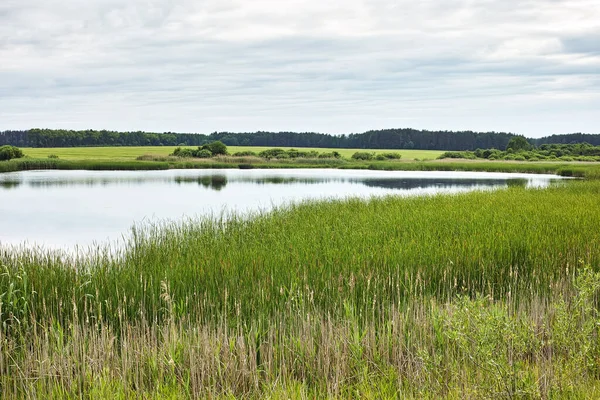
(1, 0), (598, 137)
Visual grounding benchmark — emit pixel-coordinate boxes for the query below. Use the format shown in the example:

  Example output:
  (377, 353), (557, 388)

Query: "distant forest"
(1, 128), (599, 151)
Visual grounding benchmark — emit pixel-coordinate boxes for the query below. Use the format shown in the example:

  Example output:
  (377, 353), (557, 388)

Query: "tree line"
(440, 139), (600, 162)
(1, 128), (599, 151)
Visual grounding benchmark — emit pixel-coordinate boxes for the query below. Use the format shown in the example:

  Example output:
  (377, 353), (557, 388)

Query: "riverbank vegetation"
(3, 154), (600, 180)
(2, 179), (600, 397)
(440, 141), (600, 162)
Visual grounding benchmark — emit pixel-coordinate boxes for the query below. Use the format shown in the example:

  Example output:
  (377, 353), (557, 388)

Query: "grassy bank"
(3, 156), (600, 180)
(2, 181), (600, 397)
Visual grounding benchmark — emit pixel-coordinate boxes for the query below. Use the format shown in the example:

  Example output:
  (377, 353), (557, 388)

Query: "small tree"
(506, 137), (531, 152)
(202, 141), (228, 156)
(0, 145), (24, 161)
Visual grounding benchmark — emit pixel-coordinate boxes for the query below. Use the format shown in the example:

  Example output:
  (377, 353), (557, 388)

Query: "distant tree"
(4, 128), (600, 152)
(506, 136), (532, 152)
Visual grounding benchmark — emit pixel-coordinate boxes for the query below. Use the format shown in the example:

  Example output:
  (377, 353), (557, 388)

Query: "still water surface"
(0, 169), (561, 249)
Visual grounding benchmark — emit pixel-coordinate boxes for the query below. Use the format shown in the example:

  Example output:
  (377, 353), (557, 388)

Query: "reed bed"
(1, 181), (600, 398)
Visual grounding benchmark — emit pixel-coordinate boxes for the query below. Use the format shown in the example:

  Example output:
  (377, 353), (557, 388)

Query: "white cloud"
(0, 0), (599, 136)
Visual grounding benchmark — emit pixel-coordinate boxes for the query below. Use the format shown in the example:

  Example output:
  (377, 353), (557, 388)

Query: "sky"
(0, 0), (599, 137)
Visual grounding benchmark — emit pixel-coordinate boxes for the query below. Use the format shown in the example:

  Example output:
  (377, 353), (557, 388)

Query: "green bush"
(439, 151), (465, 159)
(171, 141), (228, 158)
(259, 148), (287, 160)
(171, 147), (194, 158)
(351, 152), (375, 161)
(196, 149), (213, 158)
(0, 145), (24, 161)
(379, 152), (402, 160)
(233, 151), (257, 157)
(202, 141), (228, 156)
(286, 149), (303, 158)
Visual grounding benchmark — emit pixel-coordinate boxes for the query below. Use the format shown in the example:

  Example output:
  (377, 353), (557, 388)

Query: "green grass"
(5, 145), (598, 179)
(2, 180), (600, 397)
(22, 146), (444, 161)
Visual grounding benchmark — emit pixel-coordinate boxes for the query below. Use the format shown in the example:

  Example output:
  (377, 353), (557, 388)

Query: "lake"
(0, 169), (562, 250)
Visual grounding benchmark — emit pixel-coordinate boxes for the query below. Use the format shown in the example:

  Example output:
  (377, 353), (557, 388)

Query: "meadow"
(22, 146), (444, 161)
(2, 179), (600, 398)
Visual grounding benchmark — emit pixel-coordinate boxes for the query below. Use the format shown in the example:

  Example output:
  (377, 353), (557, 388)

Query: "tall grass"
(361, 159), (600, 178)
(1, 181), (600, 397)
(0, 158), (169, 172)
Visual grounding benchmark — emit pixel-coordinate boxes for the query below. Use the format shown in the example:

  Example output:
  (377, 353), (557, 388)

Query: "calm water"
(0, 169), (562, 250)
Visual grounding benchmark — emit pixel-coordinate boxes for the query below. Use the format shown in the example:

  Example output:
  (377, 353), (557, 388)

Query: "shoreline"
(2, 157), (600, 178)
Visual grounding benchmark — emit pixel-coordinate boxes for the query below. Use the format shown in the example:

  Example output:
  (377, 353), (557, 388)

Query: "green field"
(2, 179), (600, 398)
(22, 146), (444, 161)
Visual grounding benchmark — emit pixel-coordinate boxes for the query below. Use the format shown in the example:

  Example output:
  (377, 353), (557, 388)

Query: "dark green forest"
(1, 128), (599, 150)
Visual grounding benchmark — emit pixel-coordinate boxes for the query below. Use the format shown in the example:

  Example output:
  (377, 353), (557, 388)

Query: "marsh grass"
(0, 159), (170, 172)
(2, 181), (600, 397)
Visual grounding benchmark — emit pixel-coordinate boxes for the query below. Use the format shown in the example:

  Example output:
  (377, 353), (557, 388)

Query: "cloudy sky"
(1, 0), (598, 137)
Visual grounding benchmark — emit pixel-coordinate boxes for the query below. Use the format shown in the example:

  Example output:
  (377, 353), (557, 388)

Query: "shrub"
(351, 152), (375, 161)
(318, 152), (338, 159)
(379, 152), (402, 160)
(196, 149), (213, 158)
(202, 141), (228, 156)
(438, 150), (476, 160)
(259, 148), (287, 159)
(0, 145), (24, 161)
(439, 151), (469, 159)
(171, 147), (195, 158)
(172, 142), (228, 158)
(47, 154), (59, 159)
(286, 149), (302, 158)
(233, 151), (257, 157)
